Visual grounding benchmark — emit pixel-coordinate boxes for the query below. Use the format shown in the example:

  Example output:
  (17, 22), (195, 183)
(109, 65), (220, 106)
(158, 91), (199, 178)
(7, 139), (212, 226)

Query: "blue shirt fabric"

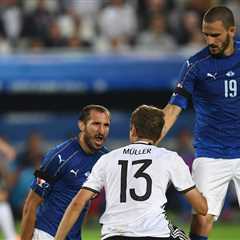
(31, 137), (108, 239)
(170, 41), (240, 158)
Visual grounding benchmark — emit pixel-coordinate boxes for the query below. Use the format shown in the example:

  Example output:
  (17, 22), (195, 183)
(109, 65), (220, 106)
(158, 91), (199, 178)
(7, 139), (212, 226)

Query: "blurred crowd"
(0, 0), (239, 55)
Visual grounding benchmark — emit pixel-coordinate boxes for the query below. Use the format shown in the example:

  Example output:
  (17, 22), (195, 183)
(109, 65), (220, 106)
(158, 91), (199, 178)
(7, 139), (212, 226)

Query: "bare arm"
(161, 104), (182, 140)
(183, 188), (208, 215)
(55, 188), (95, 240)
(21, 190), (43, 240)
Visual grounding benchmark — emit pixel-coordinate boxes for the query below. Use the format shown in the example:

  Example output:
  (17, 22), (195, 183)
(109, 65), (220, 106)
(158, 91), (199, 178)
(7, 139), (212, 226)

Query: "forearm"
(184, 189), (208, 216)
(55, 190), (92, 240)
(20, 190), (43, 240)
(194, 194), (208, 215)
(161, 104), (182, 140)
(21, 207), (36, 240)
(55, 202), (83, 240)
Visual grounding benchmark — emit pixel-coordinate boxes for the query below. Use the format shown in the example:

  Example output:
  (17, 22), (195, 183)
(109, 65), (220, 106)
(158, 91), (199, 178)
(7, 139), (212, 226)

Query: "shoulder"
(187, 47), (211, 66)
(155, 146), (178, 156)
(98, 146), (110, 155)
(102, 146), (123, 156)
(41, 138), (77, 166)
(97, 145), (126, 160)
(154, 147), (182, 163)
(235, 40), (240, 51)
(93, 146), (110, 160)
(235, 40), (240, 47)
(52, 138), (77, 152)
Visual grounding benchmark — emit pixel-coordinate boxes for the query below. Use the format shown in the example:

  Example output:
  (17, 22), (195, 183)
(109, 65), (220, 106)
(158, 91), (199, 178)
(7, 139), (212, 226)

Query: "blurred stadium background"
(0, 0), (239, 239)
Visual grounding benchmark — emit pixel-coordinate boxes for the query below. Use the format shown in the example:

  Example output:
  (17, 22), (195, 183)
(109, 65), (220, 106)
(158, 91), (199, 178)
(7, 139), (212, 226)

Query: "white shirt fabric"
(83, 142), (195, 239)
(32, 228), (54, 240)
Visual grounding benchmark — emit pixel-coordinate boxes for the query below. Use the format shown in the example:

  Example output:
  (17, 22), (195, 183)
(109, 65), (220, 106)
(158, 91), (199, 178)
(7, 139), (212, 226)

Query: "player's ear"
(129, 125), (135, 143)
(131, 125), (138, 138)
(228, 26), (236, 37)
(78, 120), (85, 132)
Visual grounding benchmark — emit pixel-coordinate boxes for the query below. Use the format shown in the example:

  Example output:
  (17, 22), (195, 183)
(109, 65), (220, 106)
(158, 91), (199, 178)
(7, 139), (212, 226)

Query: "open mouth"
(96, 134), (103, 140)
(95, 135), (104, 145)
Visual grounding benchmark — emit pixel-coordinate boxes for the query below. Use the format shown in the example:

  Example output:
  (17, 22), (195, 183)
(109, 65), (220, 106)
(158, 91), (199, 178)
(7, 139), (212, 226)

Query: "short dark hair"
(79, 104), (111, 123)
(203, 6), (235, 29)
(131, 105), (165, 143)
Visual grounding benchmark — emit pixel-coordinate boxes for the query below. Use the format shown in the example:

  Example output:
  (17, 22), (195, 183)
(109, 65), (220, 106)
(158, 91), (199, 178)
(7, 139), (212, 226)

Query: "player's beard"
(209, 34), (231, 57)
(83, 132), (105, 153)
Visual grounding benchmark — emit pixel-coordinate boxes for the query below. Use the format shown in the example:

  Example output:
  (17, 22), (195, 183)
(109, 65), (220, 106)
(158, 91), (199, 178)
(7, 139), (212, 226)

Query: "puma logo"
(206, 72), (217, 80)
(58, 154), (64, 164)
(70, 169), (79, 176)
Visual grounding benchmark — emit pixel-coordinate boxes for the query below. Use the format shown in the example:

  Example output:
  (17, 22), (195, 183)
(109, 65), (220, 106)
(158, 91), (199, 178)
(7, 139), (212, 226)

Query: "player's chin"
(94, 139), (105, 149)
(209, 47), (220, 55)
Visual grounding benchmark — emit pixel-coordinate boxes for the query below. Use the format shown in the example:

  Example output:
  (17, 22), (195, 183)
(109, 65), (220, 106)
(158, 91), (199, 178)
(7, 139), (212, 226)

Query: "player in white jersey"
(55, 105), (207, 240)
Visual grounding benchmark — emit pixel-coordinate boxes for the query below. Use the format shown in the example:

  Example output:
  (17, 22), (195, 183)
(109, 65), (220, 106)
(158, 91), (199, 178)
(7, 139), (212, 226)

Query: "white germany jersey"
(83, 142), (195, 239)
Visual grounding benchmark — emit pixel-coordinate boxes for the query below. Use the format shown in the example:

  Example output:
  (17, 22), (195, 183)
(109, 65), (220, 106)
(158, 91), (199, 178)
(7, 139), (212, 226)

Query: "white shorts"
(192, 157), (240, 220)
(32, 228), (54, 240)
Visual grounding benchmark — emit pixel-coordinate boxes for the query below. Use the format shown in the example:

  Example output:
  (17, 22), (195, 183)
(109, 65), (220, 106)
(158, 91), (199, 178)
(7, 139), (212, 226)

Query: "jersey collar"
(133, 140), (153, 145)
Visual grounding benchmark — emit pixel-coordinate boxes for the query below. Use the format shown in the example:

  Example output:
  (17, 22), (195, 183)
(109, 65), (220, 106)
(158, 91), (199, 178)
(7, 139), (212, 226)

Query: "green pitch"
(2, 220), (238, 239)
(82, 223), (240, 240)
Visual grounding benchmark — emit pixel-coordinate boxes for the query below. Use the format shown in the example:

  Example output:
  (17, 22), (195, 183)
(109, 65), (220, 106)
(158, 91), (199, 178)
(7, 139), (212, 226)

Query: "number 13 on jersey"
(118, 159), (152, 203)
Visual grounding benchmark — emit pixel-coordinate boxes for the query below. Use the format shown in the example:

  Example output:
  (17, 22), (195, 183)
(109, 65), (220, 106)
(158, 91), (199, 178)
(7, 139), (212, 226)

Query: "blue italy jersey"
(31, 137), (108, 239)
(170, 41), (240, 158)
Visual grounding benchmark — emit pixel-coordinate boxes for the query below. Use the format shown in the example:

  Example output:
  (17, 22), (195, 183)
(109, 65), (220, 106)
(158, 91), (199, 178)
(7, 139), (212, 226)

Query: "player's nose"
(206, 36), (215, 46)
(98, 124), (106, 134)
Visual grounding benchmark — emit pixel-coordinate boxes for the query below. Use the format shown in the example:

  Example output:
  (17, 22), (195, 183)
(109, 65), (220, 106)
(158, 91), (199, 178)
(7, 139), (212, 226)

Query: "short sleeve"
(170, 60), (198, 109)
(31, 149), (59, 198)
(82, 156), (105, 193)
(169, 153), (195, 192)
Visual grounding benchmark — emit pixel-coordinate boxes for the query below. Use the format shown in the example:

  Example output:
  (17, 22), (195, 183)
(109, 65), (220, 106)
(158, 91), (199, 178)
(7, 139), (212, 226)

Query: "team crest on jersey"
(226, 70), (235, 77)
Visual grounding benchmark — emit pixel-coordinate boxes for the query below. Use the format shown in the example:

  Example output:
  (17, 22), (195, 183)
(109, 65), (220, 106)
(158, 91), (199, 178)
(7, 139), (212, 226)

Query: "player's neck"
(134, 139), (154, 145)
(78, 135), (95, 154)
(224, 41), (235, 56)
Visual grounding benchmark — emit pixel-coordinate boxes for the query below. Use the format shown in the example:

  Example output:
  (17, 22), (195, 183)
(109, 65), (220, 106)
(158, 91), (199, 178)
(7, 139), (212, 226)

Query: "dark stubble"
(209, 34), (230, 57)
